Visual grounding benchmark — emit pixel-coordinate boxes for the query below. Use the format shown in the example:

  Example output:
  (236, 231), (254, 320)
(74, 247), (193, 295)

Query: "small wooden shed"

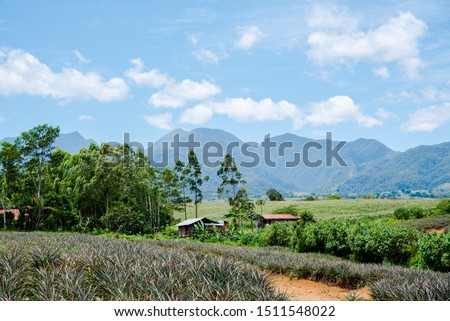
(260, 214), (299, 226)
(175, 217), (219, 237)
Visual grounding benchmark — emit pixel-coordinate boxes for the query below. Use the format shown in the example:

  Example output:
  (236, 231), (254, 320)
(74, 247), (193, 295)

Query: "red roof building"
(260, 214), (299, 225)
(0, 209), (20, 220)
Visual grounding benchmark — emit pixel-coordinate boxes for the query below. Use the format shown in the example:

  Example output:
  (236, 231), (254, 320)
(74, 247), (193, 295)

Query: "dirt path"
(268, 274), (372, 301)
(426, 228), (445, 234)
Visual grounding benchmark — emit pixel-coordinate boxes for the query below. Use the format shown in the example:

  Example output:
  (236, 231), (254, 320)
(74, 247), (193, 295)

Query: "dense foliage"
(0, 125), (199, 233)
(259, 217), (449, 272)
(393, 206), (425, 220)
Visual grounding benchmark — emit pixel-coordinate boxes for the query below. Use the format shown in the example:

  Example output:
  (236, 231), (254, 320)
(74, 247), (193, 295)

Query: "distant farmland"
(174, 199), (439, 221)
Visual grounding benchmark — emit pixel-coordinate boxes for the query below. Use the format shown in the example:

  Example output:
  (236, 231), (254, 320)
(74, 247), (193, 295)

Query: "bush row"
(261, 219), (449, 272)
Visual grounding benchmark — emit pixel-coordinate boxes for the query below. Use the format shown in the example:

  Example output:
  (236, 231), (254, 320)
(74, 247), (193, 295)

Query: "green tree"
(0, 142), (22, 203)
(15, 124), (60, 229)
(0, 142), (22, 228)
(185, 149), (208, 218)
(217, 153), (245, 200)
(226, 187), (255, 227)
(266, 188), (284, 201)
(174, 160), (191, 220)
(255, 199), (266, 215)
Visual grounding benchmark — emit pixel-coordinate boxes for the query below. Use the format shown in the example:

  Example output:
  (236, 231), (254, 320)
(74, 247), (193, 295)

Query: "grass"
(174, 199), (439, 221)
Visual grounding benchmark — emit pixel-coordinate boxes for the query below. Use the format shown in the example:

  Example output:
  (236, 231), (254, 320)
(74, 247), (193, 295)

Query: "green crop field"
(0, 232), (448, 301)
(174, 198), (439, 221)
(0, 232), (285, 301)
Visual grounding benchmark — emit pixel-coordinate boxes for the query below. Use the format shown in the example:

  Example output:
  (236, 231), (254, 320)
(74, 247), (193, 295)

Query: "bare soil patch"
(268, 274), (372, 301)
(426, 228), (445, 234)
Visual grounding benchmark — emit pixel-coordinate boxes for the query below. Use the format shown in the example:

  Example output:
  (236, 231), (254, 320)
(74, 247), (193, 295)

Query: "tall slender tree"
(174, 160), (191, 220)
(0, 142), (22, 228)
(185, 149), (208, 218)
(217, 152), (246, 201)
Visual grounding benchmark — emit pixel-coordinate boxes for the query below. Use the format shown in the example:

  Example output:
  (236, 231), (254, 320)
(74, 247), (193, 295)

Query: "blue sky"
(1, 0), (450, 151)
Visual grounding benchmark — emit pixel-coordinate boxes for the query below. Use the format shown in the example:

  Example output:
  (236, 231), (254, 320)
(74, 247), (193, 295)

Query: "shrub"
(393, 208), (411, 220)
(393, 206), (425, 220)
(409, 206), (425, 219)
(305, 196), (317, 201)
(350, 224), (420, 265)
(239, 232), (262, 247)
(163, 226), (178, 238)
(363, 193), (376, 199)
(418, 233), (450, 272)
(292, 219), (421, 266)
(100, 202), (146, 235)
(435, 198), (450, 215)
(299, 210), (316, 224)
(327, 194), (341, 200)
(292, 219), (352, 257)
(260, 222), (293, 247)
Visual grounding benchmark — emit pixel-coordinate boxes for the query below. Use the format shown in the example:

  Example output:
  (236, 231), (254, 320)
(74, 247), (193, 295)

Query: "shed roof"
(262, 214), (299, 220)
(0, 209), (20, 220)
(175, 217), (219, 227)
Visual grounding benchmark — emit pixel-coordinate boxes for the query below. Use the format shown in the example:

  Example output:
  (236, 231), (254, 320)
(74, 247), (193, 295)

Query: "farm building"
(205, 220), (229, 232)
(0, 209), (20, 220)
(176, 217), (228, 237)
(260, 214), (299, 225)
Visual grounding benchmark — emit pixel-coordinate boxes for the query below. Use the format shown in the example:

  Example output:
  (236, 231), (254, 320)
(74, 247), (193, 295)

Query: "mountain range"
(1, 128), (450, 198)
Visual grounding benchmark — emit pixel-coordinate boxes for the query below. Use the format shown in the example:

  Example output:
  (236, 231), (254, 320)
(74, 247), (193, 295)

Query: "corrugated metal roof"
(262, 214), (299, 220)
(175, 217), (219, 227)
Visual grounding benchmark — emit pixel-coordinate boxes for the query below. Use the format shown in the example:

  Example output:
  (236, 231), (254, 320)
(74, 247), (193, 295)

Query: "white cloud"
(305, 96), (382, 128)
(0, 48), (129, 102)
(178, 105), (213, 125)
(307, 4), (359, 31)
(77, 115), (94, 121)
(144, 113), (174, 130)
(125, 59), (221, 108)
(124, 58), (169, 87)
(149, 79), (221, 108)
(376, 108), (395, 120)
(419, 85), (450, 101)
(74, 50), (89, 64)
(0, 113), (4, 122)
(177, 95), (384, 129)
(373, 66), (390, 79)
(193, 49), (228, 64)
(235, 26), (264, 50)
(385, 85), (450, 103)
(307, 11), (427, 79)
(187, 34), (198, 45)
(179, 98), (303, 129)
(402, 103), (450, 132)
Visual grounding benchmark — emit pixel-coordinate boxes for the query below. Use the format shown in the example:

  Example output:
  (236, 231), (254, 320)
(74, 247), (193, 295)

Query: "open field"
(174, 199), (440, 221)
